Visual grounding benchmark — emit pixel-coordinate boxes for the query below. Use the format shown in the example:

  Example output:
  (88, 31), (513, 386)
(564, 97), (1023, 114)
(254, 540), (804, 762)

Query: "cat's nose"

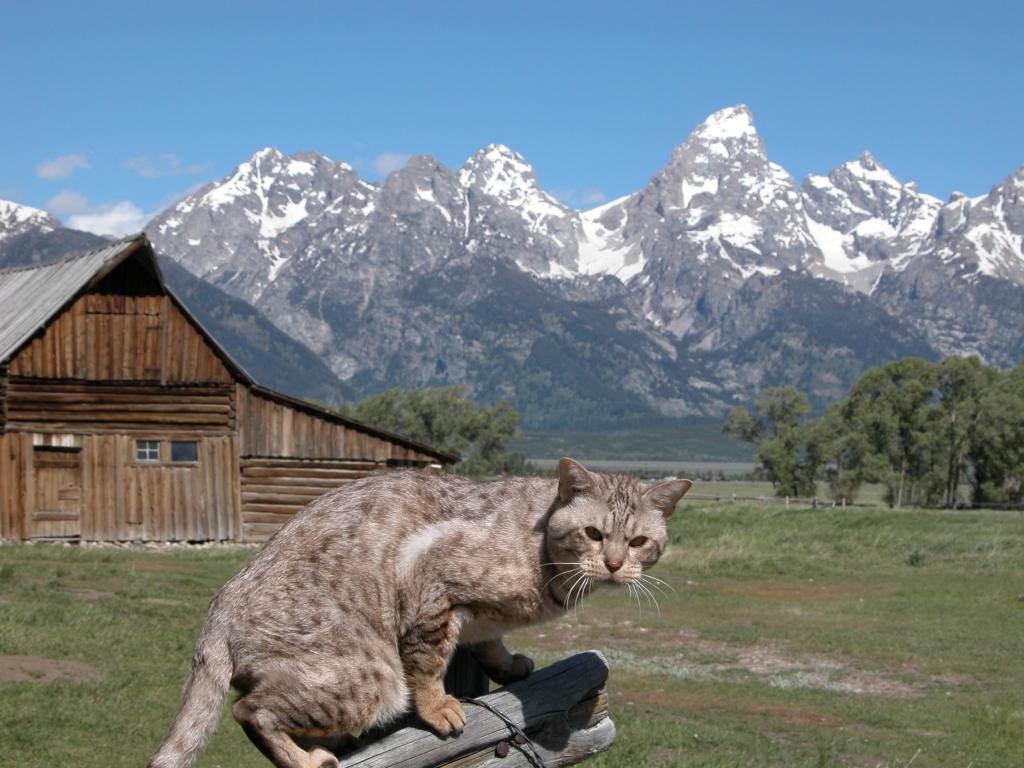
(605, 559), (623, 572)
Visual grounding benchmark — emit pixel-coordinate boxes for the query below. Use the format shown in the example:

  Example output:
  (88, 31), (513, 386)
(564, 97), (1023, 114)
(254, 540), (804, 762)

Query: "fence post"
(785, 496), (790, 509)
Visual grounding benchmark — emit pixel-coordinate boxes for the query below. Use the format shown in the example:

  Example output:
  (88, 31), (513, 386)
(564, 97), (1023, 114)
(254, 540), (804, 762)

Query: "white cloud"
(68, 202), (149, 237)
(46, 190), (151, 237)
(36, 154), (91, 179)
(123, 153), (211, 178)
(372, 152), (410, 176)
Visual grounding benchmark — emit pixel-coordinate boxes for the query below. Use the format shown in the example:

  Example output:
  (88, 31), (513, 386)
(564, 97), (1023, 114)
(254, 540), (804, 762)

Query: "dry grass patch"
(0, 655), (102, 684)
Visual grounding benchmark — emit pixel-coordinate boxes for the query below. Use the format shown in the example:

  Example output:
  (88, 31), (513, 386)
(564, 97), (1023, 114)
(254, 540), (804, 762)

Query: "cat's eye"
(584, 526), (603, 541)
(629, 536), (648, 547)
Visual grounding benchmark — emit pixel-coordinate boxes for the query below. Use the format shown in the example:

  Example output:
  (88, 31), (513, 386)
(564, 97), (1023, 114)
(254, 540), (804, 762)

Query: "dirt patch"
(0, 655), (102, 684)
(62, 587), (113, 601)
(600, 629), (925, 699)
(716, 579), (894, 603)
(126, 559), (188, 573)
(627, 688), (849, 728)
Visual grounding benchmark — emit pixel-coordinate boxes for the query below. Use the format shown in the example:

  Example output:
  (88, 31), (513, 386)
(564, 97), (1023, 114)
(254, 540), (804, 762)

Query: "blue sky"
(2, 0), (1022, 235)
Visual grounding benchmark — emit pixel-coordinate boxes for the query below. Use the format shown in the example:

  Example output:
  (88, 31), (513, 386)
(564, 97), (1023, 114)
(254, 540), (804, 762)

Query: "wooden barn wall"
(0, 432), (23, 540)
(4, 380), (235, 434)
(0, 431), (239, 542)
(236, 385), (440, 463)
(0, 366), (7, 432)
(7, 294), (233, 384)
(239, 457), (381, 542)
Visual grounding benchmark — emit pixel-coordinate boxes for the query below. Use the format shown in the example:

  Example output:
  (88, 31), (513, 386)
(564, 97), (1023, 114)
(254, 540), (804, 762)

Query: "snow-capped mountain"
(802, 152), (943, 292)
(26, 105), (1024, 427)
(0, 200), (60, 243)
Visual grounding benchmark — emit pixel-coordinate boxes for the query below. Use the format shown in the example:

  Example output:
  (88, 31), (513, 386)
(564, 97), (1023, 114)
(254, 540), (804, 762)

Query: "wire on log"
(337, 650), (614, 768)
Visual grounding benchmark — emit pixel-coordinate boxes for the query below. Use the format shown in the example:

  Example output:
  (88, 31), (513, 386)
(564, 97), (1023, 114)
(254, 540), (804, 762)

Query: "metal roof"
(0, 236), (146, 364)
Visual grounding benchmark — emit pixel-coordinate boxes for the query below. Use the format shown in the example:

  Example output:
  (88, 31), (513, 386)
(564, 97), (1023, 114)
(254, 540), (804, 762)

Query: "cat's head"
(546, 457), (692, 585)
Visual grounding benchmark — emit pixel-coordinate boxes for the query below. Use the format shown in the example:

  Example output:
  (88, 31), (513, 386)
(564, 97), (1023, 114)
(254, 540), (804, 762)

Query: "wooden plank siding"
(0, 238), (452, 543)
(5, 380), (235, 433)
(0, 365), (7, 432)
(240, 458), (381, 541)
(8, 294), (233, 384)
(236, 385), (441, 464)
(0, 432), (238, 542)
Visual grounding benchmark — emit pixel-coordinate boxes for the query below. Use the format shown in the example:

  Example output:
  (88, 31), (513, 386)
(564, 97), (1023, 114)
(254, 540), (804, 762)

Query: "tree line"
(724, 357), (1024, 508)
(339, 385), (525, 477)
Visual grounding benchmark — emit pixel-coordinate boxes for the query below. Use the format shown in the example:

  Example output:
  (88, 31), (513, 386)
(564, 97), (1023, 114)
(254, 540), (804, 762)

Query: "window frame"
(170, 441), (199, 464)
(135, 440), (161, 463)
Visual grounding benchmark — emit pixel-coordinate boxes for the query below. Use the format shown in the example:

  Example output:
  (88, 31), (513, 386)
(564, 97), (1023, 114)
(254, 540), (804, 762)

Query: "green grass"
(2, 503), (1023, 767)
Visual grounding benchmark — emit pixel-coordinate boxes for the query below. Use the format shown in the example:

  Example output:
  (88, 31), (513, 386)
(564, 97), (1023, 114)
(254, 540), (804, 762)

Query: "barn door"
(31, 446), (83, 539)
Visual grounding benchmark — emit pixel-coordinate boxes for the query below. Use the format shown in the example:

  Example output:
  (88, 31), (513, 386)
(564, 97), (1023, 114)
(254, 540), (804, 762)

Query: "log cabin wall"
(4, 381), (235, 433)
(234, 386), (445, 541)
(0, 254), (241, 542)
(0, 365), (8, 432)
(0, 238), (452, 543)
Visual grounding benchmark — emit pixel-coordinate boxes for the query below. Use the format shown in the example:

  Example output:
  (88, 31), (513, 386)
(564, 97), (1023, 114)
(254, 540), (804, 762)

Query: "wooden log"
(338, 651), (614, 768)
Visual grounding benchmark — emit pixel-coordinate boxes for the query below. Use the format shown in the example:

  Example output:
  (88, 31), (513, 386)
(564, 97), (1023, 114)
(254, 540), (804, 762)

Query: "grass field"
(1, 501), (1023, 767)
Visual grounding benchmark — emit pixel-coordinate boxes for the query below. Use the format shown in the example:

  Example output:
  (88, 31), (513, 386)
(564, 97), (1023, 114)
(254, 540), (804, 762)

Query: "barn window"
(170, 441), (198, 463)
(136, 440), (160, 462)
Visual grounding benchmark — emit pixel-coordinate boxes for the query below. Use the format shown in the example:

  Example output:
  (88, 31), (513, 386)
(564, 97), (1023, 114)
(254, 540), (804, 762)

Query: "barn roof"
(0, 236), (140, 365)
(0, 234), (457, 464)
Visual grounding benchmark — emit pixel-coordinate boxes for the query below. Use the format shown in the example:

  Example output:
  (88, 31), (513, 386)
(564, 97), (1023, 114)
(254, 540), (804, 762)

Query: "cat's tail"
(148, 616), (233, 768)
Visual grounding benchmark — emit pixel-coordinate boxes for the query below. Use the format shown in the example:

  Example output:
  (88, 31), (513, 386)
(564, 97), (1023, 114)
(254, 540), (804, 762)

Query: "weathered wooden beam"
(338, 650), (614, 768)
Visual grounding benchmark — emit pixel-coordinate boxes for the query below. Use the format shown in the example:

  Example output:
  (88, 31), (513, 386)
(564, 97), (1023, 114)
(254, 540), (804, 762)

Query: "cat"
(148, 457), (692, 768)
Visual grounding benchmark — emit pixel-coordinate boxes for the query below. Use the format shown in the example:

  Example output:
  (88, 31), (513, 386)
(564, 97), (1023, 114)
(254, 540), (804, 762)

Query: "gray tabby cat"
(148, 458), (692, 768)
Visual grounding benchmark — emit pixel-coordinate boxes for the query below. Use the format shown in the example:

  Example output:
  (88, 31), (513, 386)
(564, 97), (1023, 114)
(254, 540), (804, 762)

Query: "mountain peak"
(836, 152), (903, 191)
(461, 143), (533, 177)
(692, 105), (757, 142)
(252, 146), (284, 162)
(0, 198), (61, 241)
(459, 143), (545, 201)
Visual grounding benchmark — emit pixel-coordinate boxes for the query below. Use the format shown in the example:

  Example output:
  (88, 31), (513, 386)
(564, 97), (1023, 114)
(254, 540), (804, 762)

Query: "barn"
(0, 235), (456, 543)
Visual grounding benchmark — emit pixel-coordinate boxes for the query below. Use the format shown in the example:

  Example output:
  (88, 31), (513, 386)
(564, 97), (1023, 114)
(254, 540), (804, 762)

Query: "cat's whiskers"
(541, 566), (582, 594)
(626, 581), (643, 617)
(639, 573), (677, 594)
(563, 572), (589, 616)
(638, 574), (674, 599)
(633, 579), (662, 616)
(573, 575), (592, 616)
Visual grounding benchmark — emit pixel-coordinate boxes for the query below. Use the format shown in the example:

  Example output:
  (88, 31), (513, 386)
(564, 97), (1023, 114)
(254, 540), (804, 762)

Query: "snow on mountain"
(138, 105), (1024, 424)
(0, 199), (60, 243)
(152, 148), (374, 301)
(922, 166), (1024, 285)
(801, 152), (943, 291)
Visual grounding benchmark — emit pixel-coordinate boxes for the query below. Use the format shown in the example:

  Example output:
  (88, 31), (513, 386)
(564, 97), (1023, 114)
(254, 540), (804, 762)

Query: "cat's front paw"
(490, 653), (534, 685)
(308, 747), (338, 768)
(418, 693), (467, 737)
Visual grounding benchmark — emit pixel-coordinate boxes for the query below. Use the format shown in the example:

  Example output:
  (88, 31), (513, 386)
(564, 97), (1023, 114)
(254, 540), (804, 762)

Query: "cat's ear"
(643, 479), (693, 518)
(558, 458), (594, 503)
